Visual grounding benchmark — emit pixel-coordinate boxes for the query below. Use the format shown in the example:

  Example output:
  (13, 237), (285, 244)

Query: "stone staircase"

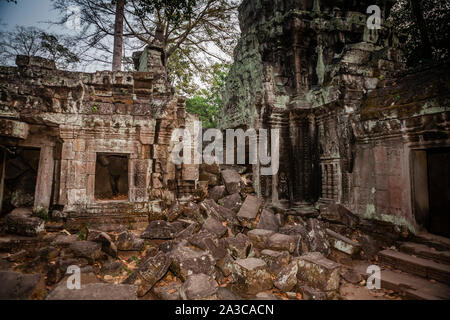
(354, 232), (450, 300)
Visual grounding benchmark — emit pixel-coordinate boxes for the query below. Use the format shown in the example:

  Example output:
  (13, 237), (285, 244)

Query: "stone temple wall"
(222, 0), (450, 233)
(0, 52), (199, 230)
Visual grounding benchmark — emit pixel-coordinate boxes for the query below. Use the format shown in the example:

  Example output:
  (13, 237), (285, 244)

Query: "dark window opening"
(95, 153), (128, 201)
(1, 147), (40, 215)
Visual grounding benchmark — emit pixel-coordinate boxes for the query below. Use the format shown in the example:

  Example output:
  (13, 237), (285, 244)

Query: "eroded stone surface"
(231, 258), (273, 295)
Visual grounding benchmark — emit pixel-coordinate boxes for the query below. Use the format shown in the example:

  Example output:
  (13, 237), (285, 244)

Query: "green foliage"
(135, 0), (197, 27)
(390, 0), (450, 66)
(186, 63), (230, 129)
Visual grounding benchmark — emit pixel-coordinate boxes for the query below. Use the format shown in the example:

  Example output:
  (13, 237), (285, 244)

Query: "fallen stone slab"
(5, 208), (45, 237)
(221, 169), (242, 194)
(69, 241), (104, 262)
(116, 231), (145, 251)
(296, 252), (341, 292)
(326, 228), (361, 257)
(135, 251), (171, 297)
(52, 234), (79, 247)
(267, 233), (296, 253)
(153, 282), (181, 300)
(219, 193), (243, 213)
(260, 249), (291, 274)
(87, 230), (117, 258)
(202, 216), (227, 238)
(319, 203), (360, 228)
(279, 224), (309, 256)
(225, 233), (254, 259)
(45, 283), (138, 300)
(167, 202), (182, 222)
(231, 258), (273, 295)
(0, 271), (45, 300)
(200, 171), (219, 187)
(306, 218), (331, 256)
(6, 249), (27, 262)
(257, 209), (280, 232)
(180, 273), (219, 300)
(236, 195), (262, 228)
(248, 229), (275, 249)
(217, 287), (242, 300)
(298, 285), (327, 300)
(209, 186), (227, 201)
(169, 243), (216, 281)
(274, 262), (298, 292)
(254, 292), (283, 300)
(141, 220), (185, 240)
(201, 199), (236, 223)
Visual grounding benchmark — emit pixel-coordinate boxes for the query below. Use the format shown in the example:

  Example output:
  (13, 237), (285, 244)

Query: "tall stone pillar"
(34, 144), (55, 212)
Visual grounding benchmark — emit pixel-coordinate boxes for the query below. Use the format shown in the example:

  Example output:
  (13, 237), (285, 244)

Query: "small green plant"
(378, 74), (384, 80)
(130, 256), (140, 264)
(36, 208), (49, 222)
(92, 104), (98, 112)
(394, 94), (401, 100)
(77, 230), (86, 241)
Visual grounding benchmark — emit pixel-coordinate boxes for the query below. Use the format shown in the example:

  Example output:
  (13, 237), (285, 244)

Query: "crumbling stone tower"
(223, 0), (449, 234)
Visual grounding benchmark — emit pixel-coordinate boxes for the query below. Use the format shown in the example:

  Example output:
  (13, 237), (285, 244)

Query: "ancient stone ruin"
(0, 0), (449, 301)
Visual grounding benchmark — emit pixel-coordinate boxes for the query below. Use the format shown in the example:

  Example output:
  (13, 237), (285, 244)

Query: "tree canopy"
(0, 26), (80, 69)
(51, 0), (240, 92)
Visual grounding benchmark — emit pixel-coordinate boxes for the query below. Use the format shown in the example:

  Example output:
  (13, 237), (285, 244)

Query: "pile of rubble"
(0, 164), (409, 300)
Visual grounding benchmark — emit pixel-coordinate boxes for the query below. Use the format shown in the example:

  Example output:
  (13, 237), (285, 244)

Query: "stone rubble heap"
(1, 162), (403, 300)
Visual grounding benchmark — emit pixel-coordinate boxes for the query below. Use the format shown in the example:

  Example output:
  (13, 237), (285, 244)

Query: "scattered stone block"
(221, 169), (242, 194)
(52, 234), (79, 247)
(247, 229), (275, 249)
(153, 282), (181, 300)
(296, 252), (341, 292)
(274, 262), (298, 292)
(260, 249), (291, 274)
(320, 204), (360, 228)
(225, 233), (254, 259)
(306, 219), (331, 256)
(298, 285), (327, 300)
(0, 271), (45, 300)
(69, 241), (104, 262)
(5, 208), (45, 237)
(201, 199), (236, 223)
(116, 231), (144, 251)
(279, 224), (309, 256)
(46, 283), (138, 300)
(219, 193), (243, 213)
(209, 186), (226, 201)
(257, 209), (280, 232)
(136, 252), (171, 297)
(169, 243), (215, 281)
(141, 220), (185, 240)
(87, 230), (117, 258)
(267, 233), (296, 253)
(202, 216), (227, 238)
(180, 273), (219, 300)
(232, 258), (273, 295)
(326, 228), (361, 257)
(236, 195), (262, 228)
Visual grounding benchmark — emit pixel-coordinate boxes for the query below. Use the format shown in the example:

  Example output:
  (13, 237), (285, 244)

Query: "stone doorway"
(94, 153), (129, 201)
(0, 147), (40, 215)
(412, 148), (450, 238)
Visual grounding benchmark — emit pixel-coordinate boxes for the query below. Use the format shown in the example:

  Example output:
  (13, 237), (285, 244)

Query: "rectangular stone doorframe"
(34, 145), (55, 213)
(411, 149), (430, 229)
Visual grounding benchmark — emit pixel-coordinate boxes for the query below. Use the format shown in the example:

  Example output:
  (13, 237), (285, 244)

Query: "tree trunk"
(409, 0), (432, 60)
(112, 0), (125, 71)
